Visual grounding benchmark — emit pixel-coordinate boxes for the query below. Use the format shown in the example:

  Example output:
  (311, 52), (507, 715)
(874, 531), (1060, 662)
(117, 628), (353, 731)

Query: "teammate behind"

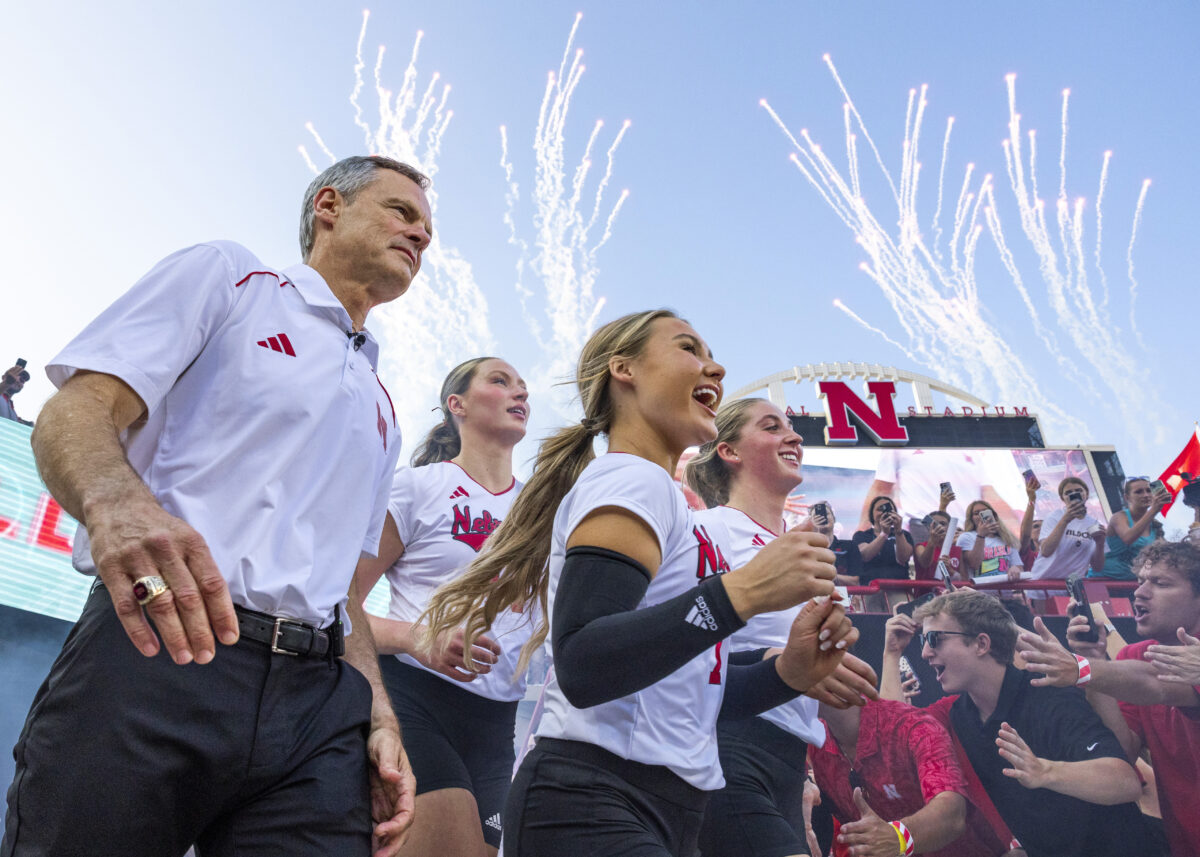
(685, 398), (879, 857)
(422, 310), (859, 856)
(354, 357), (533, 857)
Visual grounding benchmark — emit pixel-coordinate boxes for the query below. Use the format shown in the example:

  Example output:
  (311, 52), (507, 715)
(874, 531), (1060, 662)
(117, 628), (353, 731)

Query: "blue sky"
(2, 1), (1195, 528)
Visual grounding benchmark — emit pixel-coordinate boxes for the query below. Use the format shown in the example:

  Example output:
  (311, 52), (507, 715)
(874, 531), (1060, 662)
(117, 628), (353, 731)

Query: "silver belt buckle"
(271, 617), (300, 656)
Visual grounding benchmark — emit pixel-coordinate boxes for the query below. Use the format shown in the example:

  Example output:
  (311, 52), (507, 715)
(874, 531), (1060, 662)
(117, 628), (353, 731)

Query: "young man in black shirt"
(904, 591), (1147, 857)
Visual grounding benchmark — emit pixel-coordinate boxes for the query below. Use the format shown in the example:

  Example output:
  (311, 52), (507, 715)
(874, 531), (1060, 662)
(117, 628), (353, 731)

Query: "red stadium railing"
(843, 578), (1138, 614)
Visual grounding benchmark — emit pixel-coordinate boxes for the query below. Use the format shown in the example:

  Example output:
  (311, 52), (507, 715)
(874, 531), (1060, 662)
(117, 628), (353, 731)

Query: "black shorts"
(379, 658), (517, 847)
(504, 737), (708, 857)
(698, 716), (811, 857)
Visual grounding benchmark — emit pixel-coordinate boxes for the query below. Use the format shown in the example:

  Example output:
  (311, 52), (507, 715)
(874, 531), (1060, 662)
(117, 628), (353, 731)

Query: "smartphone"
(921, 514), (933, 527)
(15, 358), (26, 369)
(1066, 573), (1100, 642)
(1065, 488), (1085, 504)
(940, 481), (952, 494)
(978, 509), (995, 524)
(1149, 479), (1166, 494)
(895, 591), (938, 618)
(1022, 468), (1035, 482)
(811, 502), (829, 521)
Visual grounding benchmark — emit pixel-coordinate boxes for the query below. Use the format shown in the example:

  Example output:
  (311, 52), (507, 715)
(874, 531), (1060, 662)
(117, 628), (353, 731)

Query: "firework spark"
(300, 10), (494, 447)
(500, 12), (630, 418)
(763, 61), (1164, 450)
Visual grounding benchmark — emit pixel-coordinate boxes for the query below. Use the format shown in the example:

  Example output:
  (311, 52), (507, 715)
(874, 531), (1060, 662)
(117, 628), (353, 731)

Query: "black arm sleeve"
(719, 654), (804, 720)
(552, 545), (746, 709)
(727, 647), (771, 667)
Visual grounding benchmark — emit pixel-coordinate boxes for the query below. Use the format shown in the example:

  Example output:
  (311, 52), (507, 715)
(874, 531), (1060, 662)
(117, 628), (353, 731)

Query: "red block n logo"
(818, 381), (909, 446)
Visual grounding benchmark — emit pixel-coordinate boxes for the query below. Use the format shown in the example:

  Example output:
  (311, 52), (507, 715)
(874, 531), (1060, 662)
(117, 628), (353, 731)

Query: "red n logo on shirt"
(694, 524), (731, 684)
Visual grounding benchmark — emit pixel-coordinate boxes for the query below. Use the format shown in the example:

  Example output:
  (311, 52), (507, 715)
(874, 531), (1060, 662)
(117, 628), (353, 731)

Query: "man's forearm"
(1041, 756), (1140, 804)
(1085, 687), (1142, 761)
(879, 649), (905, 702)
(32, 375), (154, 524)
(1093, 659), (1200, 708)
(343, 580), (401, 732)
(902, 791), (965, 853)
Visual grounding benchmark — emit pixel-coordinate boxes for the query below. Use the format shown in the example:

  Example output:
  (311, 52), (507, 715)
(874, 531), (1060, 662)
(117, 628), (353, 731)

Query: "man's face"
(1133, 562), (1200, 639)
(920, 613), (983, 694)
(321, 169), (433, 301)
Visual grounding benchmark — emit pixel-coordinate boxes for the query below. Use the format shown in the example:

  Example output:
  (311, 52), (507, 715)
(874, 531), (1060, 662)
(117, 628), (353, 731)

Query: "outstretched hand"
(1017, 617), (1082, 688)
(1146, 628), (1200, 685)
(838, 787), (900, 857)
(996, 722), (1053, 790)
(804, 652), (879, 709)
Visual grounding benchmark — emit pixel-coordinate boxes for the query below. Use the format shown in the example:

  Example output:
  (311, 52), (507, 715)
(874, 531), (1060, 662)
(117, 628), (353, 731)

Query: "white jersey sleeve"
(48, 243), (241, 414)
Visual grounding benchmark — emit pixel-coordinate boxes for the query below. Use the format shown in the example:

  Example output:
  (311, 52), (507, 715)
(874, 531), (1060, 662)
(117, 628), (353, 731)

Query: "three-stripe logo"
(257, 333), (296, 356)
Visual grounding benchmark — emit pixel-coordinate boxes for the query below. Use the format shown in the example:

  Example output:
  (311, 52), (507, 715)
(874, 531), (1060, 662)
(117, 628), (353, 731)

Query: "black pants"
(380, 658), (517, 848)
(2, 584), (373, 857)
(505, 737), (708, 857)
(698, 717), (811, 857)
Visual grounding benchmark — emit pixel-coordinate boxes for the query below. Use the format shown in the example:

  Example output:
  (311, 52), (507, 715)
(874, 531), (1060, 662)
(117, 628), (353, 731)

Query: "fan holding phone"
(1029, 477), (1106, 581)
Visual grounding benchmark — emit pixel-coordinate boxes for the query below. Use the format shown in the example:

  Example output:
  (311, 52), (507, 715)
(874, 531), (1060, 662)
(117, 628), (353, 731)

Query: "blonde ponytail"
(420, 310), (679, 671)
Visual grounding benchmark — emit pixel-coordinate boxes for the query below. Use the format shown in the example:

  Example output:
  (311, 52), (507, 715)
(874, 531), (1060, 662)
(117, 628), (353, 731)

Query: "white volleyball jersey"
(537, 453), (735, 791)
(48, 242), (401, 628)
(694, 506), (824, 747)
(385, 461), (533, 701)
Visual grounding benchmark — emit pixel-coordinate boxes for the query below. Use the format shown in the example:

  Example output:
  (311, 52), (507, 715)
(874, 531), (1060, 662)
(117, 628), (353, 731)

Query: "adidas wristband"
(553, 545), (745, 709)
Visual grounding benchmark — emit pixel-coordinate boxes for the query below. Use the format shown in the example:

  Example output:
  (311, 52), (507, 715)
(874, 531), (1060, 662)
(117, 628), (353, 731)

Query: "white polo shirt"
(537, 453), (734, 791)
(694, 505), (825, 746)
(384, 461), (534, 701)
(48, 241), (402, 627)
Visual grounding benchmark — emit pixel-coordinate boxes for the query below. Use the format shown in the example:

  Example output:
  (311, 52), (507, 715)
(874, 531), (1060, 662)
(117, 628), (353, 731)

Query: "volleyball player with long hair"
(422, 310), (861, 856)
(353, 357), (533, 857)
(686, 399), (879, 857)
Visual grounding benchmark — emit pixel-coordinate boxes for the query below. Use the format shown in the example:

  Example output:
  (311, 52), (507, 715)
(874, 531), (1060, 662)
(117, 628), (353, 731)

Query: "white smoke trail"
(301, 10), (494, 449)
(500, 13), (629, 421)
(1095, 150), (1112, 313)
(762, 58), (1165, 449)
(1127, 179), (1151, 351)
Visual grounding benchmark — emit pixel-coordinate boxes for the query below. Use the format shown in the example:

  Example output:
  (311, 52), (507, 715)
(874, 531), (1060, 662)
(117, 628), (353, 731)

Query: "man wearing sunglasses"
(885, 591), (1146, 857)
(0, 363), (32, 426)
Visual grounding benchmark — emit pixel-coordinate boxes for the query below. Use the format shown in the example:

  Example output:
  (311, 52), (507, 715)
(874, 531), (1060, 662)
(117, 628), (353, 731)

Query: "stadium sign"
(731, 364), (1044, 449)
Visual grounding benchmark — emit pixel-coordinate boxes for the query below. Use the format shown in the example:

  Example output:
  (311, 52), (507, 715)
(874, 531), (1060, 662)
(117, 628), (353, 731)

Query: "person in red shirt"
(810, 698), (1013, 857)
(1017, 540), (1200, 857)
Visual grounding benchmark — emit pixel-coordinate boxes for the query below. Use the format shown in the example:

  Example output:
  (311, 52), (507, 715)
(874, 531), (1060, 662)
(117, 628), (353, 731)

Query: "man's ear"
(312, 186), (343, 230)
(974, 632), (992, 658)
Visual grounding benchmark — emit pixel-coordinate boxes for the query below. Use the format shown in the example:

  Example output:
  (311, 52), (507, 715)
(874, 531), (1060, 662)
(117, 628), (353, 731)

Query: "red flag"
(1158, 428), (1200, 515)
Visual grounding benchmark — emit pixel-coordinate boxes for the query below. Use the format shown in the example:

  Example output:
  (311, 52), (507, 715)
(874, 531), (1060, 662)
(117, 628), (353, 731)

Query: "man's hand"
(884, 613), (918, 655)
(804, 652), (880, 709)
(1146, 628), (1200, 685)
(366, 724), (417, 857)
(1064, 611), (1108, 661)
(838, 788), (900, 857)
(996, 722), (1054, 789)
(416, 627), (501, 681)
(1018, 616), (1085, 687)
(901, 671), (922, 704)
(88, 496), (238, 664)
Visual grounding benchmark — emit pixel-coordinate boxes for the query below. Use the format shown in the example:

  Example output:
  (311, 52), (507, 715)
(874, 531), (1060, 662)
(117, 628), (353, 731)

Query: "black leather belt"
(234, 605), (343, 659)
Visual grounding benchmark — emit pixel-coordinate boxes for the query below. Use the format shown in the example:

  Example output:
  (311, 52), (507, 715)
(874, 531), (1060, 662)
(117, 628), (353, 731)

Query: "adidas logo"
(685, 595), (719, 631)
(449, 485), (469, 500)
(751, 534), (767, 547)
(484, 813), (502, 831)
(256, 333), (296, 356)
